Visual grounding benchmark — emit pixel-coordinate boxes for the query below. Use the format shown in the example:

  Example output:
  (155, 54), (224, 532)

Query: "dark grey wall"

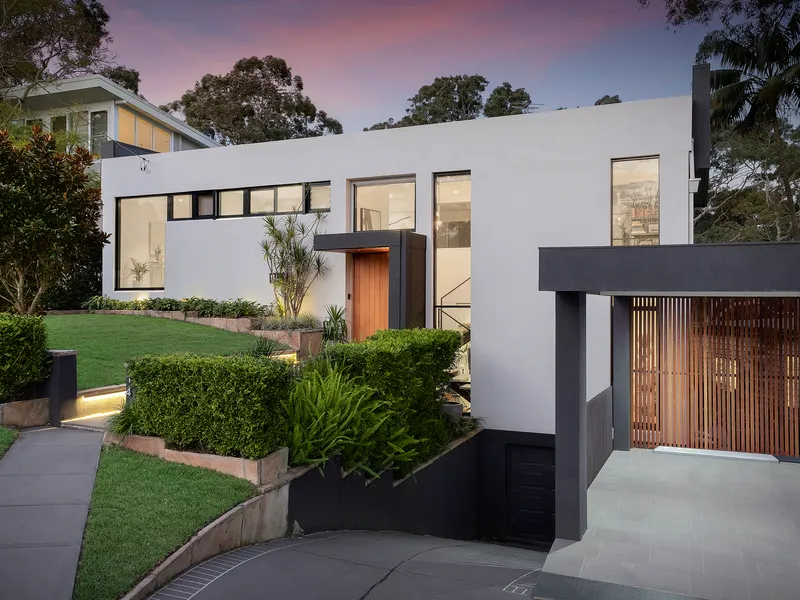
(540, 243), (800, 295)
(478, 429), (555, 548)
(612, 297), (632, 451)
(288, 434), (478, 540)
(587, 387), (613, 487)
(692, 62), (711, 208)
(100, 140), (157, 159)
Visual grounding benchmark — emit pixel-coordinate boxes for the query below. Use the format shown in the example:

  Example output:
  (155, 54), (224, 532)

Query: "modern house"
(100, 66), (713, 546)
(3, 74), (219, 156)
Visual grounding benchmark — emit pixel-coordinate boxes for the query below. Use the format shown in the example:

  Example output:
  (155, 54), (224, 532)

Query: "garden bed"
(104, 433), (288, 486)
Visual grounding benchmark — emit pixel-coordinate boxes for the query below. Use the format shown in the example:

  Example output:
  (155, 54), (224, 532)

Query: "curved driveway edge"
(122, 479), (290, 600)
(148, 531), (547, 600)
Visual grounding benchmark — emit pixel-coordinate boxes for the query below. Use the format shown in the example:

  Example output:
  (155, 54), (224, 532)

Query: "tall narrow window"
(434, 173), (471, 331)
(90, 111), (108, 155)
(117, 196), (167, 289)
(434, 172), (471, 396)
(71, 112), (89, 148)
(138, 120), (154, 150)
(353, 178), (415, 231)
(51, 115), (67, 152)
(612, 157), (659, 246)
(154, 126), (170, 153)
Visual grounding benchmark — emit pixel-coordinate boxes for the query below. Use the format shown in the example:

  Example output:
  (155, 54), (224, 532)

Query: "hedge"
(324, 328), (462, 464)
(125, 355), (292, 459)
(0, 313), (50, 403)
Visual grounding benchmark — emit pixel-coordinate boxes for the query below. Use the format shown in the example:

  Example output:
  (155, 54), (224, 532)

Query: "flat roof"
(539, 243), (800, 296)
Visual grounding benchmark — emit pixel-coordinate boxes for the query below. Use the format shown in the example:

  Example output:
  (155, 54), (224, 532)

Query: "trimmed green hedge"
(125, 355), (291, 459)
(0, 314), (49, 403)
(324, 328), (462, 465)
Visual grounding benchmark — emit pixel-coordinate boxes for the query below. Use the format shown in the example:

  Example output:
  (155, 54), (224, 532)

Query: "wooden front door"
(352, 252), (389, 341)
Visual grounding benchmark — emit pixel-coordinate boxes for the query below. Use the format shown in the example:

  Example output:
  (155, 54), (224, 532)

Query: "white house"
(100, 66), (709, 545)
(4, 74), (219, 155)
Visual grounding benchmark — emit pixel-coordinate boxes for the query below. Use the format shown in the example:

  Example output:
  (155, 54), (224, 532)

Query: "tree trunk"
(772, 120), (799, 240)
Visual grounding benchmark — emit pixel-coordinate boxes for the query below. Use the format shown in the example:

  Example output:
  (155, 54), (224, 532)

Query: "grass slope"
(73, 447), (255, 600)
(0, 427), (17, 458)
(46, 314), (257, 390)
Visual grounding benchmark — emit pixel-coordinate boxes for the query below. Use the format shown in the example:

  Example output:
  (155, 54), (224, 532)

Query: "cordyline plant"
(0, 127), (108, 314)
(260, 211), (327, 319)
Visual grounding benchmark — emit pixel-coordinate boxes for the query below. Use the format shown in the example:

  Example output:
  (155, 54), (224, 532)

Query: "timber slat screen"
(631, 297), (800, 457)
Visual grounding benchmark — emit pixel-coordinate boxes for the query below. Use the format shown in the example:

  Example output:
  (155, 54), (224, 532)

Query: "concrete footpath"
(0, 427), (103, 600)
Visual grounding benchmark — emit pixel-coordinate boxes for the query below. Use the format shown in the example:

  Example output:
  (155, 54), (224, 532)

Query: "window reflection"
(117, 196), (167, 289)
(612, 157), (659, 246)
(354, 180), (415, 231)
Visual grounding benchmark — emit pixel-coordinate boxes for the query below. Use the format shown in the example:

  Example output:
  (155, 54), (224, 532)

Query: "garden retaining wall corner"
(103, 433), (289, 486)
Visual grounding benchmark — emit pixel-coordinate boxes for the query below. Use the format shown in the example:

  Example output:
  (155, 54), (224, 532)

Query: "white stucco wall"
(101, 96), (694, 436)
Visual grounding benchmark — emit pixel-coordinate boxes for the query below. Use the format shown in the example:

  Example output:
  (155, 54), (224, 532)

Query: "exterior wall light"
(689, 178), (701, 194)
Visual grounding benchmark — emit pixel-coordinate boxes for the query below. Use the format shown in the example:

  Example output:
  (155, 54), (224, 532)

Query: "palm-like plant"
(260, 212), (328, 319)
(697, 5), (800, 239)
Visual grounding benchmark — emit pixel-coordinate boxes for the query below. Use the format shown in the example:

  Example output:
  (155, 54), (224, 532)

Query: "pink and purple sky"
(105, 0), (710, 131)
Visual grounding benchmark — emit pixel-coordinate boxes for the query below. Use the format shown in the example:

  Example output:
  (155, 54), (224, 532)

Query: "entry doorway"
(351, 251), (389, 341)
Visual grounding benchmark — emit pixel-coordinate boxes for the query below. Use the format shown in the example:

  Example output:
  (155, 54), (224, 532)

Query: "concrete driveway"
(148, 531), (547, 599)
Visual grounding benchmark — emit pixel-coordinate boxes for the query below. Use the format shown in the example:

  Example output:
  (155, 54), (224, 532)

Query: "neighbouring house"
(3, 74), (219, 159)
(99, 65), (715, 546)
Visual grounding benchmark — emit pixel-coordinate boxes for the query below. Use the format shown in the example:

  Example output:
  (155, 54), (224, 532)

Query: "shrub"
(322, 305), (348, 344)
(81, 296), (273, 318)
(126, 354), (291, 459)
(281, 367), (419, 476)
(324, 328), (462, 469)
(239, 337), (291, 358)
(0, 313), (50, 403)
(252, 314), (321, 331)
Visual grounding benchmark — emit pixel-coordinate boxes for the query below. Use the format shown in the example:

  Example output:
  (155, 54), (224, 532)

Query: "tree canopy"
(595, 94), (622, 105)
(364, 75), (535, 130)
(697, 5), (800, 238)
(166, 56), (342, 145)
(100, 65), (141, 95)
(639, 0), (800, 27)
(0, 127), (107, 314)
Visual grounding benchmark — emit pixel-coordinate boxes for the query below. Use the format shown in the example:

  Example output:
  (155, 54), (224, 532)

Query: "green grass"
(73, 447), (255, 600)
(0, 427), (17, 458)
(45, 314), (259, 390)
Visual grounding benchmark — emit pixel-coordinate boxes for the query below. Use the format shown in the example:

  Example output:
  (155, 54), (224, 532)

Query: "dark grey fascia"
(100, 140), (158, 160)
(314, 231), (426, 329)
(539, 243), (800, 295)
(692, 62), (711, 208)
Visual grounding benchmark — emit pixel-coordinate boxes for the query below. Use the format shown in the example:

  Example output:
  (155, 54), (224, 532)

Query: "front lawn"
(73, 447), (255, 600)
(0, 427), (17, 458)
(45, 314), (258, 390)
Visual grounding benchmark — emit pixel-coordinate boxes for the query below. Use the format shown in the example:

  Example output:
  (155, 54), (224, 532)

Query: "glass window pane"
(118, 107), (135, 145)
(154, 126), (170, 153)
(309, 184), (331, 211)
(434, 173), (471, 335)
(219, 190), (244, 216)
(118, 196), (167, 289)
(354, 180), (415, 231)
(277, 185), (303, 213)
(250, 188), (275, 214)
(90, 110), (108, 155)
(172, 194), (192, 219)
(137, 118), (154, 150)
(51, 115), (67, 152)
(197, 193), (214, 216)
(612, 157), (659, 246)
(71, 112), (89, 148)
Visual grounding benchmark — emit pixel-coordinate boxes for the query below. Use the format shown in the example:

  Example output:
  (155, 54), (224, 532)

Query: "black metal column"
(46, 350), (78, 427)
(612, 297), (632, 451)
(555, 292), (587, 542)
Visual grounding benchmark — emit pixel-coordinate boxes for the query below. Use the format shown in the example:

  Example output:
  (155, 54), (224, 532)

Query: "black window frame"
(306, 181), (332, 213)
(248, 186), (277, 216)
(194, 191), (216, 220)
(167, 193), (194, 221)
(275, 184), (306, 215)
(115, 194), (168, 292)
(352, 176), (417, 233)
(217, 188), (247, 219)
